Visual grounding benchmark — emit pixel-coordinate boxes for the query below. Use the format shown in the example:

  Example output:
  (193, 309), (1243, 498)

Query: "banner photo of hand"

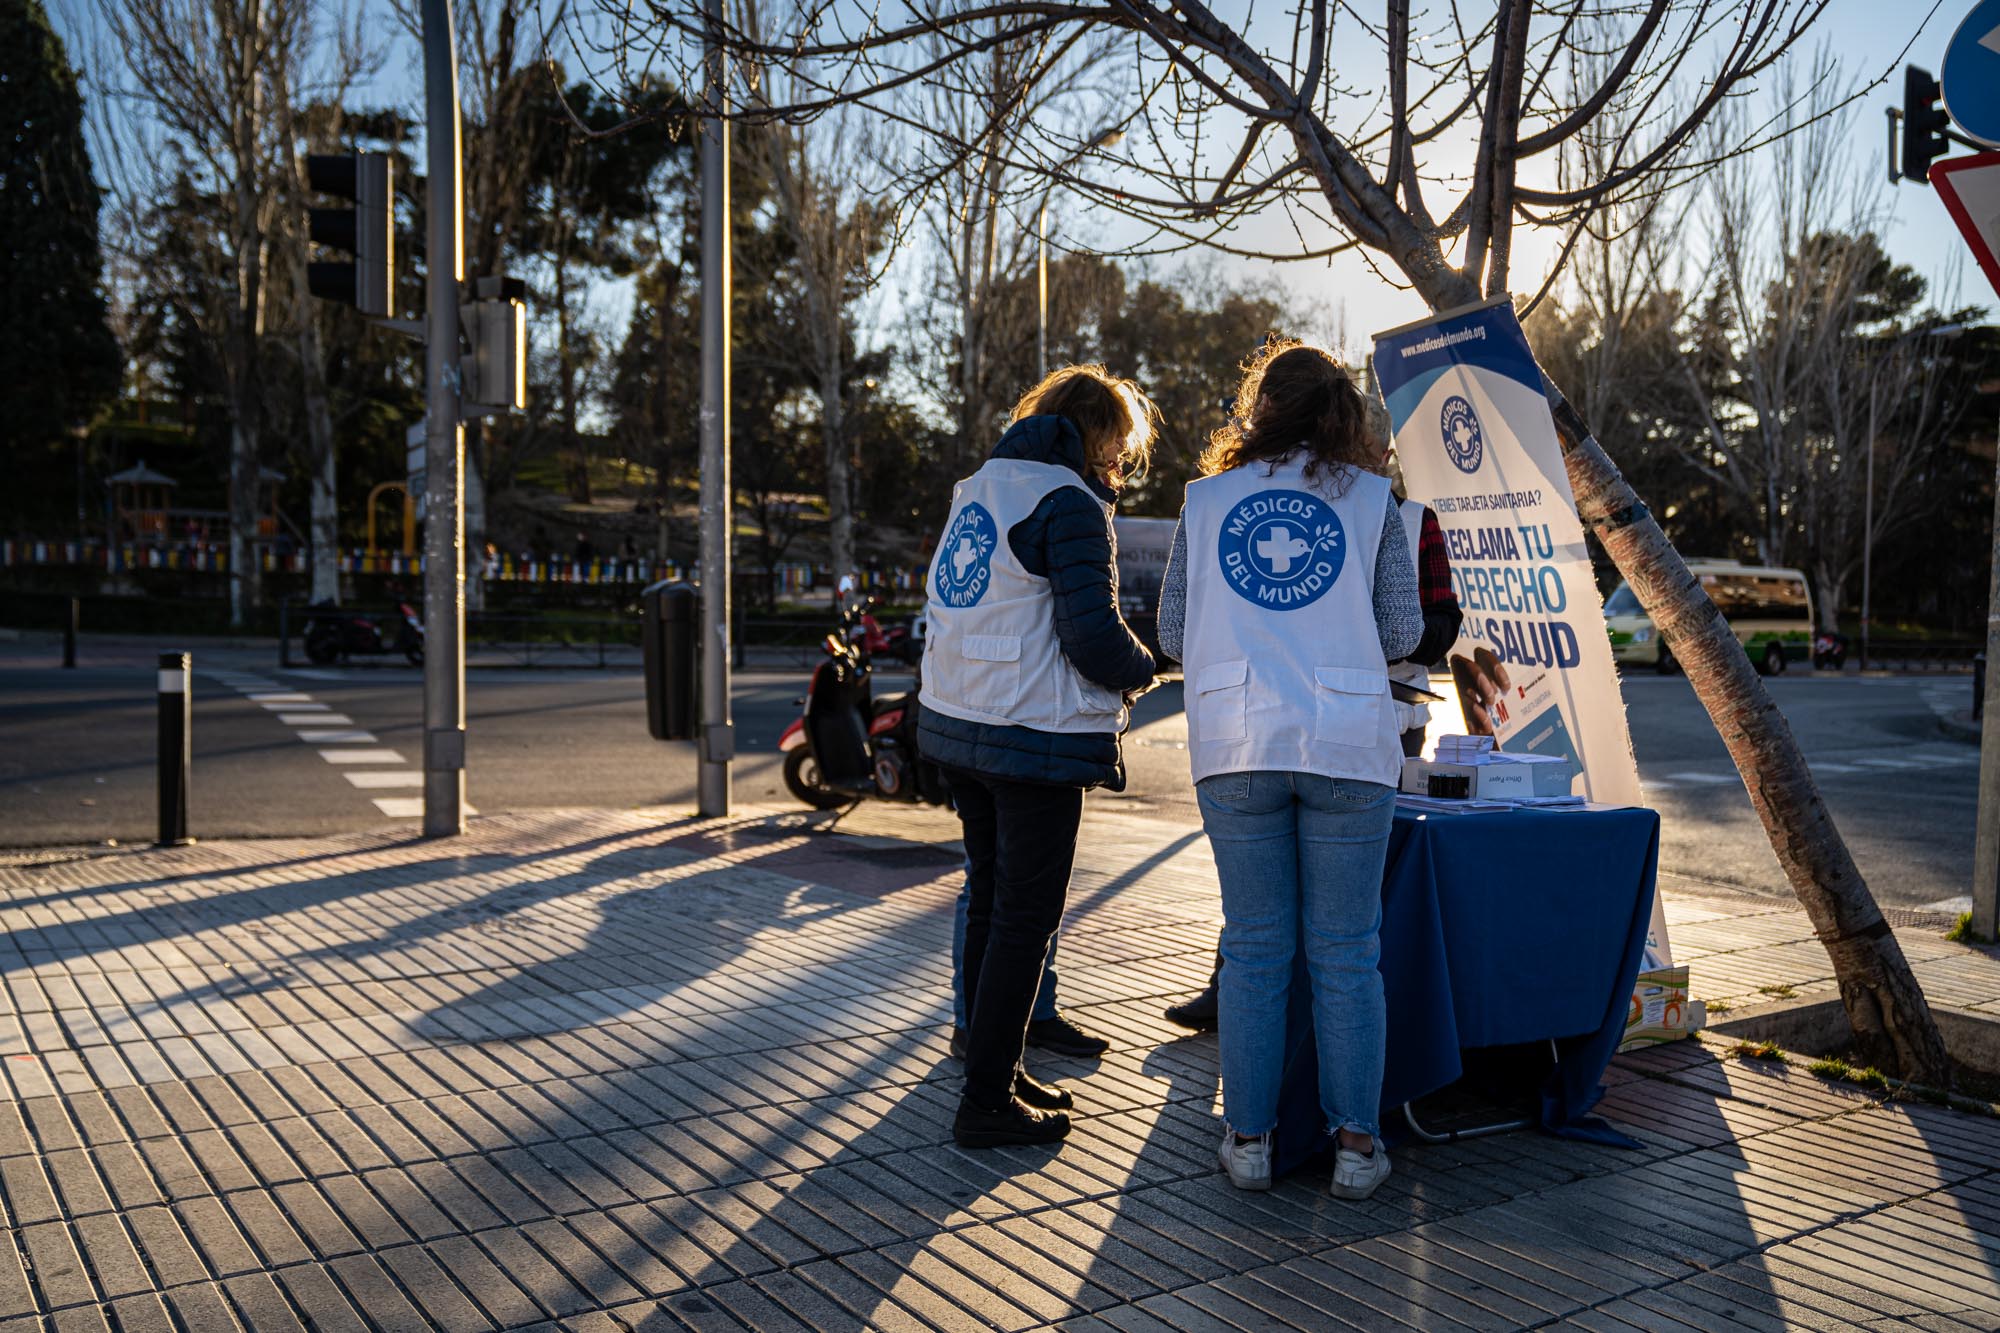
(1449, 646), (1512, 736)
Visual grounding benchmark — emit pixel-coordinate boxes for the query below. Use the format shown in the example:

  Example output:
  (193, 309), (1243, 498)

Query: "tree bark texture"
(225, 0), (268, 627)
(1290, 79), (1949, 1086)
(820, 356), (854, 593)
(1547, 387), (1950, 1084)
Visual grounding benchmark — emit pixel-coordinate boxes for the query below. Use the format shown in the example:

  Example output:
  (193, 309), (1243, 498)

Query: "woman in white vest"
(919, 365), (1159, 1150)
(1157, 340), (1420, 1199)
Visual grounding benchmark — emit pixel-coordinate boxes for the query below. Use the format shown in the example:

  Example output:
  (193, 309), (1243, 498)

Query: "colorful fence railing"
(2, 539), (928, 594)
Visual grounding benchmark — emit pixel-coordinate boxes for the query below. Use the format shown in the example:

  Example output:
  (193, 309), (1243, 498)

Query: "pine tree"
(0, 0), (120, 456)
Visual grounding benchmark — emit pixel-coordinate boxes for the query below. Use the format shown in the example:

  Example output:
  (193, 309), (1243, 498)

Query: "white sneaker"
(1330, 1144), (1391, 1200)
(1217, 1128), (1272, 1191)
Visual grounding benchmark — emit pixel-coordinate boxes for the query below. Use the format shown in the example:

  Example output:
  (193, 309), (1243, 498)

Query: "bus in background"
(1606, 560), (1815, 676)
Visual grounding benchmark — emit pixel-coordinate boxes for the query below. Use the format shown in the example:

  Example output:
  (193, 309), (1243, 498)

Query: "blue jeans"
(953, 878), (1058, 1027)
(1198, 770), (1394, 1140)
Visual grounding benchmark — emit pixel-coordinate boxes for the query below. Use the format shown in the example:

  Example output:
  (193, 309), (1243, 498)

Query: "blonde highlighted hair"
(1008, 364), (1158, 490)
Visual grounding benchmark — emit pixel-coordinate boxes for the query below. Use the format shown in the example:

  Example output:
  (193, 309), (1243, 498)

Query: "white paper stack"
(1434, 734), (1496, 763)
(1402, 744), (1579, 800)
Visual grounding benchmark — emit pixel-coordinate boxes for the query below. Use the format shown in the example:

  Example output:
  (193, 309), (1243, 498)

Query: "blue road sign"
(1944, 0), (2000, 148)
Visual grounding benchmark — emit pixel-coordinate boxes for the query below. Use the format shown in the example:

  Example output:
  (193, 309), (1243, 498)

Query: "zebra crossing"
(1642, 745), (1980, 791)
(198, 667), (474, 821)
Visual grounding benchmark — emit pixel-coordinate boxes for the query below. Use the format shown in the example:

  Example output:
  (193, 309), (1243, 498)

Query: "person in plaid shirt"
(1389, 498), (1465, 756)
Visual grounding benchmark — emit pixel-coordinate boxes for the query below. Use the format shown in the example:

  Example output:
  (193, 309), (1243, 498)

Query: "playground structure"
(366, 480), (418, 556)
(106, 460), (292, 550)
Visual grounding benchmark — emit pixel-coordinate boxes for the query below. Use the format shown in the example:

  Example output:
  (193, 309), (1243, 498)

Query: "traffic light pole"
(421, 0), (466, 836)
(697, 0), (733, 817)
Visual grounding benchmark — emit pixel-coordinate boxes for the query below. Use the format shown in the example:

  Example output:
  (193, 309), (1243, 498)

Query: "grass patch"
(1945, 913), (1990, 944)
(1755, 983), (1798, 999)
(1732, 1041), (1785, 1063)
(1805, 1056), (1891, 1091)
(1705, 999), (1733, 1015)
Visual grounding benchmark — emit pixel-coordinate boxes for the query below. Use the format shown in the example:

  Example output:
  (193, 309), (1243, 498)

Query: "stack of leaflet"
(1395, 793), (1519, 815)
(1400, 735), (1582, 806)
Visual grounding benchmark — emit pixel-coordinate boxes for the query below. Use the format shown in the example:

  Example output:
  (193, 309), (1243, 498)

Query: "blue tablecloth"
(1272, 804), (1659, 1176)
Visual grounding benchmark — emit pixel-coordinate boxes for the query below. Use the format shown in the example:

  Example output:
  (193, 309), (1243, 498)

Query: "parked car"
(1606, 560), (1814, 676)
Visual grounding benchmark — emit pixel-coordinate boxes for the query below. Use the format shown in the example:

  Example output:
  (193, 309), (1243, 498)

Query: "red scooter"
(779, 600), (948, 810)
(852, 599), (922, 665)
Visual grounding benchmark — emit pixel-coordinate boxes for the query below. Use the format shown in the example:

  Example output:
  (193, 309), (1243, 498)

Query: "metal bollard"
(157, 652), (191, 846)
(62, 597), (77, 669)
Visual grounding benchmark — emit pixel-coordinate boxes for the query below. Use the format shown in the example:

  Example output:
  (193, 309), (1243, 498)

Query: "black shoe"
(949, 1027), (966, 1061)
(954, 1095), (1070, 1148)
(1163, 987), (1219, 1032)
(1014, 1067), (1073, 1111)
(1025, 1011), (1110, 1058)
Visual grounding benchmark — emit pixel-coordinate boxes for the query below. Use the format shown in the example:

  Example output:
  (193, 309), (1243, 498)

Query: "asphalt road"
(0, 636), (1980, 909)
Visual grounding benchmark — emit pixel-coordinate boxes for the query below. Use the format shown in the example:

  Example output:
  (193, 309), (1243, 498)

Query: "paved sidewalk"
(0, 804), (1998, 1331)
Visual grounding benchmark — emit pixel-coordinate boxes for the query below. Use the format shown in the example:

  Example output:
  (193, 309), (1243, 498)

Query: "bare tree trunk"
(820, 352), (853, 590)
(285, 161), (339, 604)
(1549, 388), (1949, 1082)
(1393, 219), (1950, 1083)
(302, 324), (339, 602)
(556, 257), (590, 503)
(225, 0), (268, 626)
(1814, 561), (1845, 636)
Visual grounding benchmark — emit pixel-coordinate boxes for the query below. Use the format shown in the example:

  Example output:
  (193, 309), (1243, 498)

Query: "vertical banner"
(1374, 297), (1672, 970)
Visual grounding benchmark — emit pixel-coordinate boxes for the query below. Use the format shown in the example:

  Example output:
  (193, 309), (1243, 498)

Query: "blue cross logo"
(1441, 395), (1484, 474)
(1217, 489), (1346, 610)
(934, 502), (997, 608)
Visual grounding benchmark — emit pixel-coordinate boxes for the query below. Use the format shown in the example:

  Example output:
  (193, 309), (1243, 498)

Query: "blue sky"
(50, 1), (1994, 349)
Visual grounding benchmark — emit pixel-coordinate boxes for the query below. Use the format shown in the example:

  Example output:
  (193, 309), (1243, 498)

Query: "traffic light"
(1902, 65), (1952, 185)
(305, 153), (394, 315)
(462, 276), (527, 414)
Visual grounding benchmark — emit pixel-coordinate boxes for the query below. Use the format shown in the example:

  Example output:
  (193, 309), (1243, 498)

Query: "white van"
(1605, 560), (1814, 676)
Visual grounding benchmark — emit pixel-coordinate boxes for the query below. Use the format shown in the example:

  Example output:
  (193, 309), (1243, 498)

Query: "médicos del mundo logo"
(1441, 394), (1485, 474)
(1217, 490), (1346, 610)
(935, 502), (998, 608)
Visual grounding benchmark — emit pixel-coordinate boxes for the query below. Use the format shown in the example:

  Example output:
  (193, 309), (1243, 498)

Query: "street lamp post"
(1974, 380), (2000, 939)
(420, 0), (466, 837)
(1036, 128), (1123, 381)
(696, 0), (733, 817)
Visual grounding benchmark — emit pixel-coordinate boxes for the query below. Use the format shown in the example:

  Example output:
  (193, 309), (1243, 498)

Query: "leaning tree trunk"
(1366, 192), (1949, 1081)
(1546, 386), (1949, 1085)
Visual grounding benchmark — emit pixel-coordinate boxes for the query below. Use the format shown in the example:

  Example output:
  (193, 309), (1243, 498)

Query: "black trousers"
(944, 768), (1085, 1110)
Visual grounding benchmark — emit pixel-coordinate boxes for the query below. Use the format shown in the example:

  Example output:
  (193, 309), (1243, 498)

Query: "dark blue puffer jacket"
(919, 416), (1157, 789)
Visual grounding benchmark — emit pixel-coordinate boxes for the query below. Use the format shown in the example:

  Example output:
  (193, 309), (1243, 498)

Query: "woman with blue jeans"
(1158, 340), (1420, 1198)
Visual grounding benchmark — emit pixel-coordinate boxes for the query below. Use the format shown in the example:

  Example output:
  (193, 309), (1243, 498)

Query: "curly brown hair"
(1198, 339), (1374, 494)
(1009, 363), (1159, 490)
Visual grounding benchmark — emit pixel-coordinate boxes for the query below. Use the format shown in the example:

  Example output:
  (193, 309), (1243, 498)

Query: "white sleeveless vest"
(920, 458), (1129, 734)
(1180, 458), (1401, 786)
(1389, 497), (1432, 735)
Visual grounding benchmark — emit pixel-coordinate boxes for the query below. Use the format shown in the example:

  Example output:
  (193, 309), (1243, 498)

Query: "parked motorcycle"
(779, 600), (947, 810)
(1813, 629), (1848, 672)
(850, 598), (923, 666)
(303, 598), (425, 667)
